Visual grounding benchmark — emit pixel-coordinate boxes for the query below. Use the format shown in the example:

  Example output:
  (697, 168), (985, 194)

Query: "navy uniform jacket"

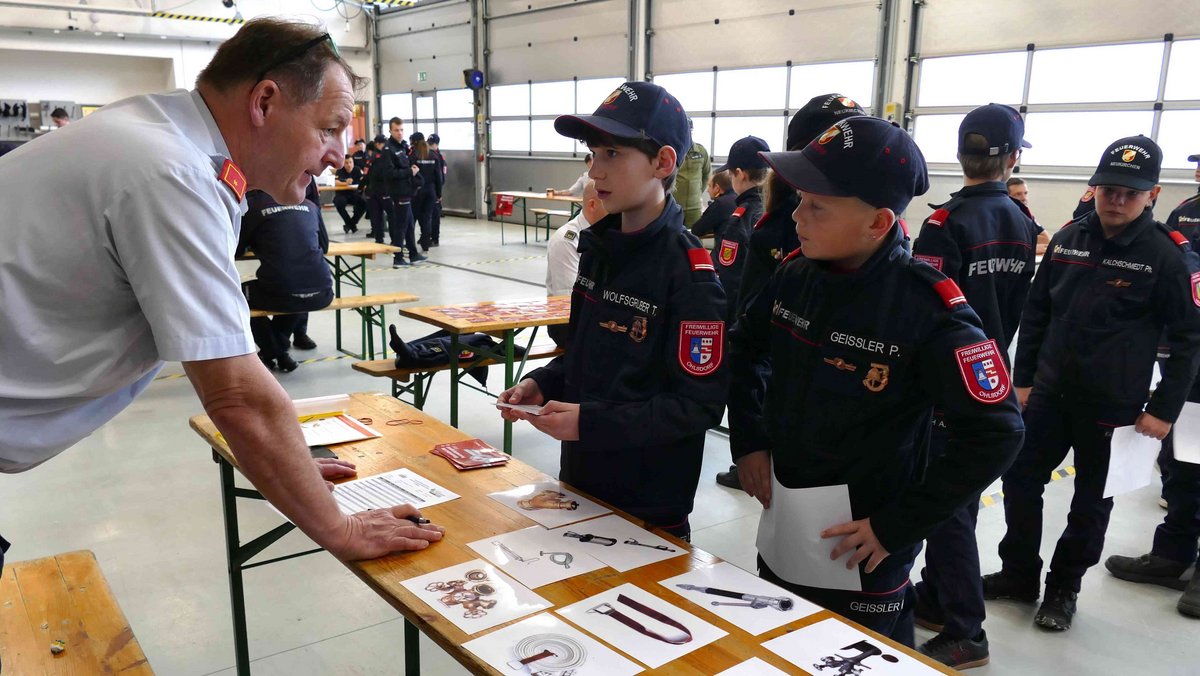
(363, 147), (396, 197)
(237, 181), (331, 297)
(739, 191), (800, 313)
(335, 166), (362, 186)
(690, 191), (737, 239)
(384, 137), (420, 201)
(1016, 210), (1200, 421)
(411, 151), (444, 198)
(526, 198), (728, 524)
(1166, 191), (1200, 244)
(713, 186), (764, 324)
(351, 150), (367, 170)
(913, 182), (1039, 355)
(1072, 186), (1096, 221)
(728, 224), (1024, 553)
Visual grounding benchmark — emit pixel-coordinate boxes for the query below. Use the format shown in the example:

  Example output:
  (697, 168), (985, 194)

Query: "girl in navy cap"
(728, 115), (1025, 645)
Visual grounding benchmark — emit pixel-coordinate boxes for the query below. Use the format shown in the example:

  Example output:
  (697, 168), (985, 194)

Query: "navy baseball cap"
(716, 136), (770, 172)
(760, 116), (929, 214)
(1088, 135), (1161, 191)
(372, 134), (387, 144)
(428, 133), (441, 144)
(787, 94), (865, 151)
(409, 131), (425, 143)
(958, 103), (1031, 156)
(555, 81), (691, 167)
(1188, 152), (1200, 162)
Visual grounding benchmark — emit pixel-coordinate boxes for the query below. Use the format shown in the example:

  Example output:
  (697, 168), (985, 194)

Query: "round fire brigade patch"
(718, 240), (739, 266)
(954, 339), (1011, 404)
(1192, 272), (1200, 308)
(679, 321), (724, 376)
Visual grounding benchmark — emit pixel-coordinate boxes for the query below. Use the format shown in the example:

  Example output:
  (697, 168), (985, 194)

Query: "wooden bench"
(352, 346), (564, 409)
(529, 207), (573, 241)
(0, 550), (152, 674)
(250, 292), (419, 360)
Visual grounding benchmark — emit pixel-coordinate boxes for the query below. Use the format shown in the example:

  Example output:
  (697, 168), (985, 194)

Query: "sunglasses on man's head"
(255, 33), (340, 83)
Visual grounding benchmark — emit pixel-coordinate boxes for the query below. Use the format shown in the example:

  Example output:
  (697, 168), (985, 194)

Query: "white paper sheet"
(1104, 425), (1163, 498)
(467, 526), (608, 589)
(660, 561), (821, 635)
(488, 482), (612, 528)
(1169, 401), (1200, 465)
(299, 414), (379, 446)
(757, 479), (861, 591)
(462, 613), (643, 676)
(715, 657), (792, 675)
(332, 467), (458, 515)
(556, 583), (727, 669)
(764, 618), (941, 675)
(549, 514), (686, 572)
(399, 560), (550, 634)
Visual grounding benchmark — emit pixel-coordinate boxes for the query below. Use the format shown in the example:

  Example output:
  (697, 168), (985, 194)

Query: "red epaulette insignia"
(1170, 231), (1189, 247)
(933, 278), (968, 309)
(927, 208), (950, 228)
(732, 206), (746, 218)
(781, 247), (804, 263)
(752, 214), (769, 230)
(218, 158), (247, 201)
(688, 248), (715, 272)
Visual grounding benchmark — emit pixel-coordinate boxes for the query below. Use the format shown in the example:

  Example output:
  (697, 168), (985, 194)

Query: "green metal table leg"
(449, 333), (461, 428)
(404, 619), (420, 676)
(334, 257), (344, 355)
(503, 329), (515, 455)
(219, 459), (252, 676)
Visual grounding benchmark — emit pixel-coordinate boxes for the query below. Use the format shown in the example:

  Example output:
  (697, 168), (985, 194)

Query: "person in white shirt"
(545, 180), (607, 346)
(550, 153), (592, 197)
(0, 18), (444, 573)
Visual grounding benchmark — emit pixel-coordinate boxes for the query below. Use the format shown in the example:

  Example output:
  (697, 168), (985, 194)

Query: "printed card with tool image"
(715, 657), (792, 675)
(763, 617), (942, 675)
(463, 613), (642, 676)
(488, 481), (611, 528)
(468, 526), (607, 589)
(549, 514), (686, 572)
(400, 560), (550, 634)
(556, 582), (726, 669)
(661, 561), (820, 635)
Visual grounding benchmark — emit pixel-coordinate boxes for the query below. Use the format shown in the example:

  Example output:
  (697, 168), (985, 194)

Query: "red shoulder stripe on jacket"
(688, 247), (715, 271)
(933, 278), (968, 309)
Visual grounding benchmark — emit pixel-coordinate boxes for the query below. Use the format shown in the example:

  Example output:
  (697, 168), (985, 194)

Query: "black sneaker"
(276, 354), (299, 373)
(257, 353), (275, 370)
(1179, 570), (1200, 618)
(913, 590), (946, 633)
(293, 334), (318, 350)
(715, 465), (743, 490)
(981, 570), (1039, 602)
(411, 253), (428, 263)
(1034, 587), (1077, 631)
(1105, 553), (1190, 591)
(917, 631), (990, 670)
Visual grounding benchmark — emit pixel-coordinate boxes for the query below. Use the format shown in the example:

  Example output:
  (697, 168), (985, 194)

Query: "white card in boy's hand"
(495, 401), (544, 415)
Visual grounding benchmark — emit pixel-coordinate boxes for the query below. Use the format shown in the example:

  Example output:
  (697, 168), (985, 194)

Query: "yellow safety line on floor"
(151, 354), (354, 382)
(978, 465), (1076, 509)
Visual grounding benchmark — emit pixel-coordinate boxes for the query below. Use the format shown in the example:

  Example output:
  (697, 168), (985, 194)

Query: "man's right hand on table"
(497, 379), (545, 422)
(331, 504), (445, 561)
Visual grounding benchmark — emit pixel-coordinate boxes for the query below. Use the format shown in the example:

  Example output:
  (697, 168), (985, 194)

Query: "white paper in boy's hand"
(495, 401), (544, 415)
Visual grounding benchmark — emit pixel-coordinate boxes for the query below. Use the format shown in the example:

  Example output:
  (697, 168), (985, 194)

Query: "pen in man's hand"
(406, 516), (431, 525)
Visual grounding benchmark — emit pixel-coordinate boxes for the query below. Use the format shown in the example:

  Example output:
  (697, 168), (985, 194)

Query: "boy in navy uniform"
(428, 133), (447, 247)
(909, 103), (1039, 668)
(237, 179), (333, 372)
(364, 135), (398, 246)
(987, 136), (1200, 631)
(333, 154), (365, 233)
(689, 171), (736, 239)
(1103, 150), (1200, 620)
(409, 132), (443, 251)
(715, 93), (863, 492)
(729, 116), (1025, 645)
(385, 117), (425, 266)
(498, 82), (728, 540)
(712, 135), (770, 324)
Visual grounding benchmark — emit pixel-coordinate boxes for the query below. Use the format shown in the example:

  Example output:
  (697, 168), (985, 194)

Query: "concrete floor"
(3, 215), (1198, 675)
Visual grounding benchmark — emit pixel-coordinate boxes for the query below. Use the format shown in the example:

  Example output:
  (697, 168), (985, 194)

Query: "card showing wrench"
(661, 561), (820, 635)
(469, 526), (607, 589)
(549, 514), (686, 572)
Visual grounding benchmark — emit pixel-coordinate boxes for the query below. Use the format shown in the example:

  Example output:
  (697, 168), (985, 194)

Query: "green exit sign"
(418, 71), (428, 82)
